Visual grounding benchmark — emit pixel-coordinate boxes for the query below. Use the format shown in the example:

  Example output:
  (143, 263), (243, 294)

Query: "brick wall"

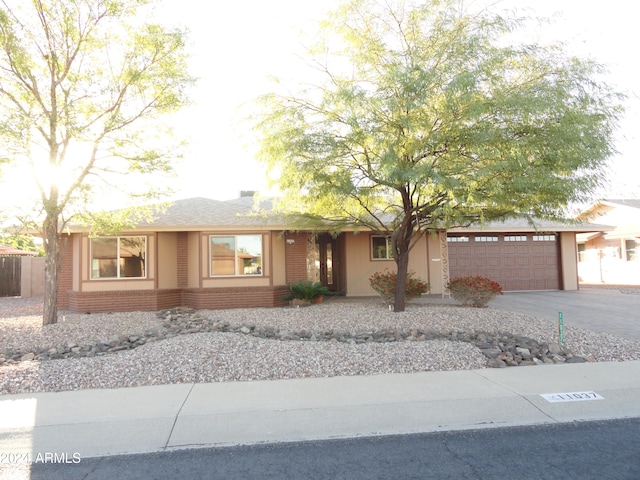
(64, 286), (290, 313)
(177, 232), (188, 288)
(183, 285), (290, 310)
(285, 232), (311, 284)
(67, 289), (183, 313)
(57, 235), (73, 309)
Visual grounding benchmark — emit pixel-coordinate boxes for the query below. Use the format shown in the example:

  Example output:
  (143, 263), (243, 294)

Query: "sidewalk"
(1, 360), (639, 460)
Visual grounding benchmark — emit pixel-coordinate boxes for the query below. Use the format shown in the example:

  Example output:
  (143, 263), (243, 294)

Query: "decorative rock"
(480, 348), (502, 359)
(3, 306), (587, 369)
(566, 356), (587, 363)
(548, 343), (562, 355)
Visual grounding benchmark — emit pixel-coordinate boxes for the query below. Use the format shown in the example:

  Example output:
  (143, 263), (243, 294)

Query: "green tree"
(255, 0), (622, 312)
(1, 234), (44, 256)
(0, 0), (192, 324)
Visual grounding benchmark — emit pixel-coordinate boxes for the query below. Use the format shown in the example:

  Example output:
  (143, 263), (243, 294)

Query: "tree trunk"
(393, 232), (411, 312)
(42, 214), (60, 325)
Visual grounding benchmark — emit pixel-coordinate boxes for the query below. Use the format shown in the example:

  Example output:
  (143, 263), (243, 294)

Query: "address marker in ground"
(540, 392), (605, 403)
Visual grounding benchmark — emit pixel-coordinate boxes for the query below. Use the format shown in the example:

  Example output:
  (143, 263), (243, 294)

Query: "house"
(576, 199), (640, 285)
(55, 195), (607, 313)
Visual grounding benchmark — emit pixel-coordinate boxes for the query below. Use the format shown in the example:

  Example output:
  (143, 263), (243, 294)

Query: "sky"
(162, 0), (640, 202)
(1, 0), (638, 217)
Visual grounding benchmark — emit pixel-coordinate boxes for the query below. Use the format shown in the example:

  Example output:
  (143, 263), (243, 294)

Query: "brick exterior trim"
(65, 286), (290, 313)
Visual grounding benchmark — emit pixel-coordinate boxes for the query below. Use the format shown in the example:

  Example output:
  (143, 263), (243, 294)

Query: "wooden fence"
(0, 256), (45, 297)
(0, 256), (21, 296)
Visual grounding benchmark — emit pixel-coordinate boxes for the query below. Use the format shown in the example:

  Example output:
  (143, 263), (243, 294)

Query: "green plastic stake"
(558, 311), (565, 344)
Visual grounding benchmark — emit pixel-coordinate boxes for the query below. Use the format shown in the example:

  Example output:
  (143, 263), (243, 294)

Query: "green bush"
(283, 280), (331, 301)
(369, 270), (429, 304)
(447, 275), (503, 307)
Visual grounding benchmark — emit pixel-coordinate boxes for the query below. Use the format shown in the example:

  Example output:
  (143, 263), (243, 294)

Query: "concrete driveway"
(487, 288), (640, 342)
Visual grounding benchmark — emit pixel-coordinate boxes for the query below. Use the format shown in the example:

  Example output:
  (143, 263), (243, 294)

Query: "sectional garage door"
(447, 234), (560, 291)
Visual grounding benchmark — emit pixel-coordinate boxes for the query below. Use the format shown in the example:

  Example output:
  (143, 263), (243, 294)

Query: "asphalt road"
(18, 418), (640, 480)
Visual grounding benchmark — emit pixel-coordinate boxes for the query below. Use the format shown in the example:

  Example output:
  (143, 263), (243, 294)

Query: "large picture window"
(91, 236), (146, 279)
(210, 235), (263, 276)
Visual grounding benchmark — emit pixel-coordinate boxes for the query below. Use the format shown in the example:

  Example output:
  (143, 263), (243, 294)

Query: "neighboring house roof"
(578, 199), (640, 219)
(602, 199), (640, 209)
(0, 244), (38, 256)
(576, 199), (640, 241)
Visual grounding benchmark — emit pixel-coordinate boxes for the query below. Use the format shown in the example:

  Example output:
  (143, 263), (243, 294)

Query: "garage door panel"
(448, 234), (559, 291)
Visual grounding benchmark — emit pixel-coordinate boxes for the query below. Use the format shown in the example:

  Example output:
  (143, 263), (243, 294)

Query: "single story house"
(576, 199), (640, 285)
(56, 195), (607, 313)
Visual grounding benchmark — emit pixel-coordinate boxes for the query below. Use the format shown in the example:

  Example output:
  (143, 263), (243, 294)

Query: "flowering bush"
(369, 270), (429, 304)
(447, 275), (503, 307)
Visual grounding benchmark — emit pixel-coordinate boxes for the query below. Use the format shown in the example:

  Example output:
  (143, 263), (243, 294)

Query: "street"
(18, 418), (640, 480)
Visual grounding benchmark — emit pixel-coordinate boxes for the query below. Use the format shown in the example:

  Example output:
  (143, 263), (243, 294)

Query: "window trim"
(209, 234), (264, 277)
(371, 235), (394, 261)
(90, 235), (147, 280)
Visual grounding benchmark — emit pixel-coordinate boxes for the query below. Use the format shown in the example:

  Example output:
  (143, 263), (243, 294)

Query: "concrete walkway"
(415, 288), (640, 342)
(1, 361), (639, 460)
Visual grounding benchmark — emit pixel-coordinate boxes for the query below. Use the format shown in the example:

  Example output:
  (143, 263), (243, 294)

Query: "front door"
(316, 233), (342, 293)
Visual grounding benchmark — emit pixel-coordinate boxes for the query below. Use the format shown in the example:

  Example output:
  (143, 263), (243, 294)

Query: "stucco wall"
(344, 233), (430, 296)
(157, 232), (178, 289)
(19, 256), (45, 297)
(560, 232), (578, 290)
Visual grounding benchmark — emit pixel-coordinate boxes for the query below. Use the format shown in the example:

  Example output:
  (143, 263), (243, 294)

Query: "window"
(91, 236), (146, 279)
(372, 236), (393, 260)
(504, 235), (527, 242)
(533, 234), (556, 241)
(210, 235), (262, 276)
(625, 240), (637, 261)
(447, 236), (469, 242)
(475, 236), (498, 242)
(578, 244), (586, 262)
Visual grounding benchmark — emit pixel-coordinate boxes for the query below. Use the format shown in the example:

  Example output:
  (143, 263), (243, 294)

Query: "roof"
(0, 244), (39, 256)
(135, 197), (284, 231)
(449, 217), (610, 234)
(136, 197), (608, 234)
(65, 196), (609, 235)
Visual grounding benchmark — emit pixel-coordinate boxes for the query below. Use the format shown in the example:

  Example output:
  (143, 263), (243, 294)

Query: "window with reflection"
(91, 236), (146, 279)
(210, 235), (263, 276)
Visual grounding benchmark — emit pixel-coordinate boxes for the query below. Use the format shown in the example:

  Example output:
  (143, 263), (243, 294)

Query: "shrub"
(369, 270), (429, 304)
(447, 275), (503, 307)
(283, 280), (331, 301)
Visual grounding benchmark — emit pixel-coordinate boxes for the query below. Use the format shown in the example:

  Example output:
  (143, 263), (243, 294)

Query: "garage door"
(447, 234), (560, 291)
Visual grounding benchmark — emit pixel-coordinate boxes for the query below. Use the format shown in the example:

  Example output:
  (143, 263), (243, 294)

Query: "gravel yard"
(1, 296), (640, 395)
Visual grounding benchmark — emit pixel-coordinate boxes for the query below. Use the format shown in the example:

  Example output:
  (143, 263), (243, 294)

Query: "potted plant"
(283, 280), (331, 306)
